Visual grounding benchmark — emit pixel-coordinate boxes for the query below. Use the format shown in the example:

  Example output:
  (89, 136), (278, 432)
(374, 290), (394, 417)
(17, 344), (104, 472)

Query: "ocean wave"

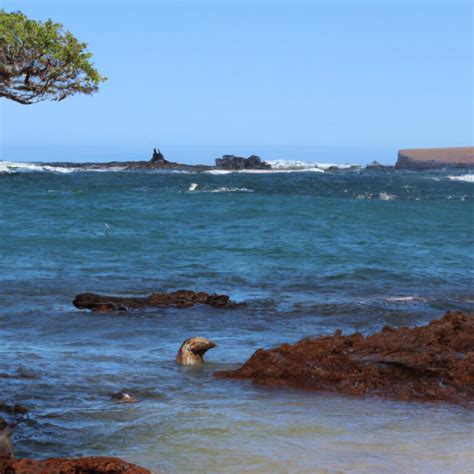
(205, 168), (324, 174)
(385, 296), (426, 303)
(267, 159), (359, 171)
(187, 184), (253, 193)
(205, 160), (359, 174)
(448, 174), (474, 183)
(0, 160), (128, 174)
(379, 192), (397, 200)
(211, 186), (253, 193)
(0, 161), (73, 174)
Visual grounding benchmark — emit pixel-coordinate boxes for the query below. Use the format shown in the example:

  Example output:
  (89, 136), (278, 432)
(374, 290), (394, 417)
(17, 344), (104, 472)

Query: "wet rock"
(0, 455), (151, 473)
(73, 290), (231, 312)
(111, 392), (138, 403)
(215, 311), (474, 404)
(0, 402), (28, 416)
(366, 160), (392, 169)
(176, 337), (217, 365)
(215, 154), (271, 170)
(0, 418), (13, 457)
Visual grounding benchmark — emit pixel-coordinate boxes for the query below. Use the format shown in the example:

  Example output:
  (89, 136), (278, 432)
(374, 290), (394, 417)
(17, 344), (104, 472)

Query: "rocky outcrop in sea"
(215, 311), (474, 404)
(215, 154), (271, 170)
(73, 290), (232, 312)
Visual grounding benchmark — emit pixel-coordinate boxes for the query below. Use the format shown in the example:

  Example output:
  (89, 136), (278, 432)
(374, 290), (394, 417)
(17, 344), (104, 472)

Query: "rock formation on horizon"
(396, 147), (474, 169)
(150, 148), (167, 163)
(215, 154), (271, 170)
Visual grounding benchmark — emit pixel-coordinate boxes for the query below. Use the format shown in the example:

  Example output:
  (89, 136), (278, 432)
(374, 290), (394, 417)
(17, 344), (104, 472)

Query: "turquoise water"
(1, 167), (473, 472)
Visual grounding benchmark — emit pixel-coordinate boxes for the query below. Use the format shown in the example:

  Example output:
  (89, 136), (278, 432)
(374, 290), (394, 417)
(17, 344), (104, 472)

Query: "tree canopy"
(0, 10), (106, 105)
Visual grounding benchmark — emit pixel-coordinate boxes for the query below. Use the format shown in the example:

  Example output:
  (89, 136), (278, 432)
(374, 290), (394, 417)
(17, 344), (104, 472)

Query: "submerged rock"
(215, 154), (271, 170)
(0, 456), (151, 473)
(73, 290), (231, 312)
(176, 337), (217, 365)
(0, 418), (13, 457)
(215, 311), (474, 404)
(0, 401), (28, 416)
(111, 392), (138, 403)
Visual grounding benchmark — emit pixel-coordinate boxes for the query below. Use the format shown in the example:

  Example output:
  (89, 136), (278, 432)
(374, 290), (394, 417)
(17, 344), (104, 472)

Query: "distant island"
(396, 147), (474, 169)
(35, 146), (474, 172)
(42, 148), (273, 172)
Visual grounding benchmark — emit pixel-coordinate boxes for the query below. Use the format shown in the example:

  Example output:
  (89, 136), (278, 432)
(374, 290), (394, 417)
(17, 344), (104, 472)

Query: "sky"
(1, 0), (472, 164)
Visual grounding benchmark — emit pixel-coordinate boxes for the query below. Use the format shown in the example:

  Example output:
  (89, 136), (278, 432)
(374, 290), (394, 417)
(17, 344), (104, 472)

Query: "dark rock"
(111, 392), (138, 403)
(215, 311), (474, 404)
(366, 160), (393, 169)
(73, 290), (232, 312)
(0, 402), (28, 416)
(150, 148), (166, 163)
(215, 154), (271, 170)
(42, 148), (213, 173)
(0, 455), (151, 473)
(0, 418), (13, 457)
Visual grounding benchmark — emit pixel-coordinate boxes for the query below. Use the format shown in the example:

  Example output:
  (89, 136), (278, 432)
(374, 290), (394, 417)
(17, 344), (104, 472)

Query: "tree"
(0, 10), (106, 105)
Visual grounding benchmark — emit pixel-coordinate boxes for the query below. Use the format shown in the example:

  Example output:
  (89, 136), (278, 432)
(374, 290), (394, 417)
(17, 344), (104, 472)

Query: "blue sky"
(1, 0), (472, 164)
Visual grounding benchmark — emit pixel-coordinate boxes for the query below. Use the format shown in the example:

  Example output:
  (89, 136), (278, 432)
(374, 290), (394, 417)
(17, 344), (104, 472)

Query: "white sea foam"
(188, 183), (199, 191)
(205, 160), (359, 174)
(385, 296), (425, 303)
(0, 160), (128, 174)
(267, 159), (359, 171)
(210, 186), (253, 193)
(448, 174), (474, 183)
(205, 168), (317, 174)
(379, 192), (397, 200)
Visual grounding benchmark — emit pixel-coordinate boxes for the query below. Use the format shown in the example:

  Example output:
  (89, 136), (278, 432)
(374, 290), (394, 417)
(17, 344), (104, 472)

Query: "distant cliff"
(396, 147), (474, 169)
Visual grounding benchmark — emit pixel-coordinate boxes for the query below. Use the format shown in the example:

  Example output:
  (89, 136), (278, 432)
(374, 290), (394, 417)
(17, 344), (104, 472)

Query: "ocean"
(0, 163), (473, 472)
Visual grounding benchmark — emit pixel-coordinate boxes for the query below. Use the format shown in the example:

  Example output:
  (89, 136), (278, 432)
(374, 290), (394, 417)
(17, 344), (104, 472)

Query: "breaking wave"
(205, 160), (359, 174)
(0, 161), (127, 174)
(448, 174), (474, 183)
(267, 159), (359, 171)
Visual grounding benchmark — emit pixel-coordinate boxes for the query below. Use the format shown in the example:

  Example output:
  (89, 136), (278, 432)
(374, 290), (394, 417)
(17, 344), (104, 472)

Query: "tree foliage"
(0, 10), (106, 104)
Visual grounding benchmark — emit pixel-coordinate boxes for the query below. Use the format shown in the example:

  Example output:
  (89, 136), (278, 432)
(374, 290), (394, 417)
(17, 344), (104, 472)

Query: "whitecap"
(210, 187), (253, 193)
(204, 160), (359, 174)
(267, 159), (359, 171)
(0, 160), (128, 174)
(448, 174), (474, 183)
(379, 192), (397, 200)
(188, 183), (199, 191)
(385, 296), (425, 303)
(205, 168), (324, 174)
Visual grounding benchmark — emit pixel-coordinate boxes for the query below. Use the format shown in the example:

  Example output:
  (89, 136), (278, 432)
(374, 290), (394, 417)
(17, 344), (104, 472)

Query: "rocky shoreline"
(0, 417), (150, 473)
(215, 311), (474, 404)
(0, 455), (151, 474)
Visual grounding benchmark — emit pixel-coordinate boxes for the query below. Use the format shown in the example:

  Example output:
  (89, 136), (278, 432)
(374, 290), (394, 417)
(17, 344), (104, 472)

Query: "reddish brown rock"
(73, 290), (231, 312)
(0, 455), (150, 474)
(396, 147), (474, 169)
(215, 311), (474, 404)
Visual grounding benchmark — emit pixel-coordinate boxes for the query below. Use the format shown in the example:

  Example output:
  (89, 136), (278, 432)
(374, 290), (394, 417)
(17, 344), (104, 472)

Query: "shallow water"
(0, 166), (473, 472)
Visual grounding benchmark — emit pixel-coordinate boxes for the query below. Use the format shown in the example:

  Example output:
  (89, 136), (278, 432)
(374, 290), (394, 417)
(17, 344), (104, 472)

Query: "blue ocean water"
(0, 166), (473, 472)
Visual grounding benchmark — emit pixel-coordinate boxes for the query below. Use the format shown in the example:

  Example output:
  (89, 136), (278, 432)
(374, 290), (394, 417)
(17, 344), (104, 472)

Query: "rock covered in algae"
(215, 311), (474, 404)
